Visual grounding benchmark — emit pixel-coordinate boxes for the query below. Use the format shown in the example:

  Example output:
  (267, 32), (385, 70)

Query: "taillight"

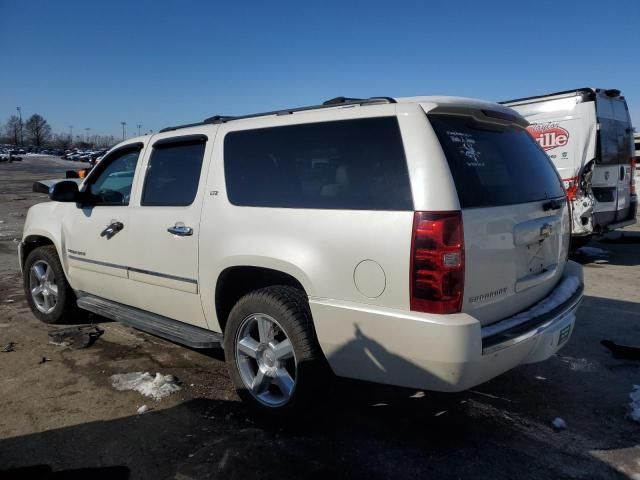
(410, 211), (464, 314)
(563, 177), (578, 201)
(631, 158), (636, 195)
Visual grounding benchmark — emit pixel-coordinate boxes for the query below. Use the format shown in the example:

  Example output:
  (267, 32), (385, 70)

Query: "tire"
(570, 234), (593, 252)
(23, 245), (81, 324)
(223, 286), (329, 418)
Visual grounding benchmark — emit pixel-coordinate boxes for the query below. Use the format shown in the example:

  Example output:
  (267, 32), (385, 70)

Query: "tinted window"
(142, 140), (206, 206)
(224, 117), (412, 210)
(597, 118), (628, 165)
(428, 115), (565, 208)
(87, 149), (140, 205)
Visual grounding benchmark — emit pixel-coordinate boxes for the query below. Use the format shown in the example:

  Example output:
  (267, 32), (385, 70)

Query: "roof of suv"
(158, 95), (524, 133)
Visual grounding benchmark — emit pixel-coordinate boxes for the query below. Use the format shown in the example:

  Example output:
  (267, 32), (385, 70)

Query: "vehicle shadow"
(1, 325), (635, 480)
(571, 230), (640, 267)
(0, 386), (630, 480)
(597, 231), (640, 245)
(0, 465), (130, 480)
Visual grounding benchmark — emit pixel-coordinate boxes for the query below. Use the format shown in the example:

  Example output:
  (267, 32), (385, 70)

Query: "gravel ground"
(0, 156), (639, 480)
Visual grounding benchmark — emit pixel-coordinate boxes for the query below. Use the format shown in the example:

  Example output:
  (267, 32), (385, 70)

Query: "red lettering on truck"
(527, 124), (569, 151)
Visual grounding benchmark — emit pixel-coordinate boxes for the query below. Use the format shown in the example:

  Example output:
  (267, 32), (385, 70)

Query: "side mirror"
(49, 181), (80, 202)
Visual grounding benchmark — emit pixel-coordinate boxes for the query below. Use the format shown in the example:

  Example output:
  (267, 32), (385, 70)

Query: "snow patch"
(558, 356), (599, 372)
(552, 417), (567, 430)
(482, 276), (581, 338)
(137, 404), (150, 415)
(630, 385), (640, 423)
(576, 246), (609, 257)
(110, 372), (181, 400)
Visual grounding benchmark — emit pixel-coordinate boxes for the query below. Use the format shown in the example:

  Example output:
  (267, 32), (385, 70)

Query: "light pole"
(121, 122), (126, 140)
(85, 127), (91, 145)
(16, 107), (23, 146)
(136, 124), (142, 136)
(68, 126), (73, 147)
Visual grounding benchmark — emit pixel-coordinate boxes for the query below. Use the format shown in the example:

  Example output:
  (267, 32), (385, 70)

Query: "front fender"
(21, 202), (69, 275)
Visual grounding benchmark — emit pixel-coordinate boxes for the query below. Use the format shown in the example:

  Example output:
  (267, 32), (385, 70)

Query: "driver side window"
(86, 149), (140, 206)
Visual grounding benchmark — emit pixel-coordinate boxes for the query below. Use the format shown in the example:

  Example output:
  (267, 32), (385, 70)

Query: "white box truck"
(503, 88), (637, 247)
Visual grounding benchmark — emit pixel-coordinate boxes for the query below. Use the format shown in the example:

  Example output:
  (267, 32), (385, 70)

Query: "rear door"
(592, 96), (634, 225)
(126, 132), (214, 329)
(427, 113), (570, 325)
(612, 99), (634, 221)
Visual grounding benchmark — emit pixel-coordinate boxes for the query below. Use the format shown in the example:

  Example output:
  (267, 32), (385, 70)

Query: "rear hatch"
(592, 93), (634, 224)
(428, 113), (571, 326)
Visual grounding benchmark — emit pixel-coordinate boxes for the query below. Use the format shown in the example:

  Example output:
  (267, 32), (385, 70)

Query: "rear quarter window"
(223, 117), (412, 210)
(428, 114), (565, 208)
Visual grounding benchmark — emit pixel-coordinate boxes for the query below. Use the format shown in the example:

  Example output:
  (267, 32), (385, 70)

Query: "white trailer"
(503, 88), (637, 245)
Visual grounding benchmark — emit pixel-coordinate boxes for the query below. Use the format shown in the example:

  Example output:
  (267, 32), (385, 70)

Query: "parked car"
(0, 150), (23, 162)
(502, 88), (637, 247)
(19, 96), (583, 415)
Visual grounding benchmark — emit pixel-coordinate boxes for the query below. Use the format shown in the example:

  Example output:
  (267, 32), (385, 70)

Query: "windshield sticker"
(447, 130), (484, 167)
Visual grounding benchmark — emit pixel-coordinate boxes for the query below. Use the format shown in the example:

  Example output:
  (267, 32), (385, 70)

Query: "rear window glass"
(224, 117), (412, 210)
(428, 115), (565, 208)
(597, 119), (632, 165)
(142, 141), (205, 206)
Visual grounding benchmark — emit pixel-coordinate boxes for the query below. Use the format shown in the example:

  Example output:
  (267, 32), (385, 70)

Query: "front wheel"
(23, 245), (81, 324)
(223, 286), (329, 417)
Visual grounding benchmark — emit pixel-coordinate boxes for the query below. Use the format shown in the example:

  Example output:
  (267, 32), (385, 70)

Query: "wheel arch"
(21, 234), (59, 271)
(214, 265), (309, 334)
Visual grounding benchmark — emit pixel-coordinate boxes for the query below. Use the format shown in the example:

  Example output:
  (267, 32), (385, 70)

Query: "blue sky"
(1, 0), (638, 139)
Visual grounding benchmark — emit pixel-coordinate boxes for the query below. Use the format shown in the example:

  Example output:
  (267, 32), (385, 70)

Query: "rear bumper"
(310, 260), (583, 392)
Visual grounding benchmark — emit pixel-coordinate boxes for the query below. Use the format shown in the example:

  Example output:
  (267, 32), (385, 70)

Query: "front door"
(66, 144), (143, 305)
(126, 132), (213, 329)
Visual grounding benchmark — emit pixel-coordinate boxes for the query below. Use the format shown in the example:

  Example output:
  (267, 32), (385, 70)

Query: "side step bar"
(76, 293), (222, 349)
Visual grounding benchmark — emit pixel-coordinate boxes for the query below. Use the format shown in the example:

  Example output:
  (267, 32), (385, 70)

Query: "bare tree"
(52, 133), (72, 150)
(25, 114), (52, 147)
(4, 115), (21, 145)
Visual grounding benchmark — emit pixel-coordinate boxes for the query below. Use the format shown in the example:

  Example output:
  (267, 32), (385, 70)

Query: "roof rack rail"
(322, 96), (396, 106)
(159, 121), (209, 133)
(160, 96), (396, 133)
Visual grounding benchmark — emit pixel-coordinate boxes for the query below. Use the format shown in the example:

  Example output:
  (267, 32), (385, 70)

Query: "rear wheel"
(223, 286), (329, 417)
(23, 245), (81, 324)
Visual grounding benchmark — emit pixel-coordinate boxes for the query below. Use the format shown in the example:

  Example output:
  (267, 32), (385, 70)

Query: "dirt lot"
(0, 156), (639, 479)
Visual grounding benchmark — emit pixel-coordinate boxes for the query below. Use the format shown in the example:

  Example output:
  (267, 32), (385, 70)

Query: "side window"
(223, 117), (412, 210)
(141, 137), (207, 206)
(86, 149), (140, 206)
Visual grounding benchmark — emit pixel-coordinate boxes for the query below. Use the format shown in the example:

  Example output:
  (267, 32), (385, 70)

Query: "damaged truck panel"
(502, 88), (637, 240)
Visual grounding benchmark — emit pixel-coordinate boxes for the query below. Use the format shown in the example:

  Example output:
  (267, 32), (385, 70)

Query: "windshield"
(428, 114), (565, 208)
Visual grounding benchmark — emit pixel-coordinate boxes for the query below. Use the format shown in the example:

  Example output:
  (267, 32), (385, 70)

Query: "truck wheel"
(224, 286), (329, 417)
(570, 234), (593, 252)
(23, 245), (80, 324)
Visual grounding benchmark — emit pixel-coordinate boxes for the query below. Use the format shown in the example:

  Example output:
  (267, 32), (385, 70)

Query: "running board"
(76, 293), (222, 349)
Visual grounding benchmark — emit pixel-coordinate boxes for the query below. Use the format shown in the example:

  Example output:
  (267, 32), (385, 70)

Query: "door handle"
(101, 221), (124, 239)
(167, 223), (193, 236)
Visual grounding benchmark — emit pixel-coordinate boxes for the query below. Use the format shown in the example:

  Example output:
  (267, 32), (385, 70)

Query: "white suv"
(20, 96), (583, 414)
